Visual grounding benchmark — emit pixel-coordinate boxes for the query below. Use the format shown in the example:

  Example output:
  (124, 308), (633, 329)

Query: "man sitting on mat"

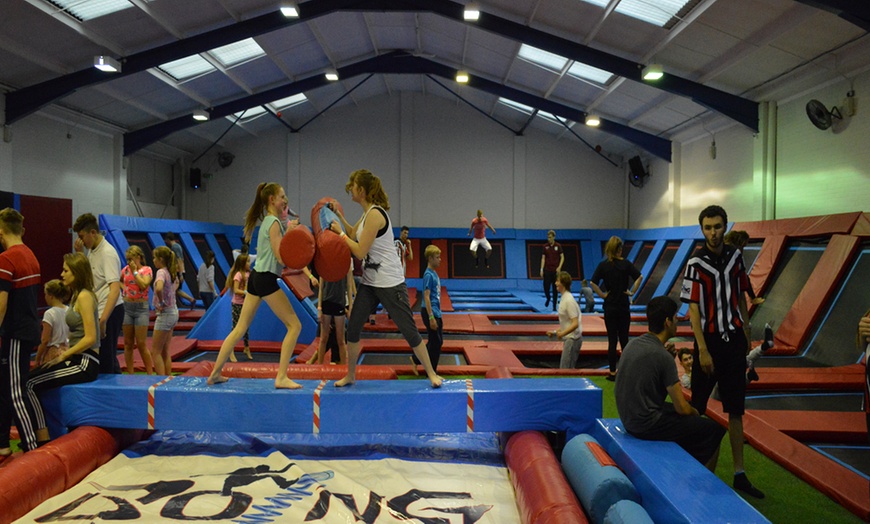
(615, 296), (725, 472)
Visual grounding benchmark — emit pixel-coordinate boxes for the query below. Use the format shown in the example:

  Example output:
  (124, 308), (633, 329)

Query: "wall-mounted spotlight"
(325, 69), (339, 81)
(642, 64), (663, 81)
(584, 114), (601, 127)
(464, 3), (480, 21)
(192, 109), (210, 121)
(93, 55), (121, 73)
(455, 70), (469, 83)
(280, 2), (299, 17)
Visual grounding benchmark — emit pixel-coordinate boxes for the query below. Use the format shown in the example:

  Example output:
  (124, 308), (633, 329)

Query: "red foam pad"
(0, 446), (67, 522)
(314, 232), (351, 282)
(44, 426), (118, 488)
(310, 197), (345, 237)
(280, 224), (315, 270)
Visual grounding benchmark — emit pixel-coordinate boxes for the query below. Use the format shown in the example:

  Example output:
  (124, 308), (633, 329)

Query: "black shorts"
(321, 300), (346, 317)
(691, 330), (748, 416)
(629, 405), (725, 465)
(246, 270), (281, 297)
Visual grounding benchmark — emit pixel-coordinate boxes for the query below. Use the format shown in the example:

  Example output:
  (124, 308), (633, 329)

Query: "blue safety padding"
(635, 239), (666, 296)
(581, 240), (603, 282)
(187, 279), (316, 343)
(505, 238), (526, 279)
(123, 430), (506, 466)
(451, 302), (532, 311)
(604, 500), (654, 524)
(624, 224), (702, 241)
(101, 214), (229, 235)
(205, 234), (231, 282)
(42, 377), (601, 436)
(653, 238), (696, 298)
(562, 433), (640, 524)
(624, 241), (642, 265)
(591, 419), (769, 524)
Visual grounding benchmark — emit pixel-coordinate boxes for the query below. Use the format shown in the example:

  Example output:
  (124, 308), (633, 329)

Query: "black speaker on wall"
(189, 168), (202, 189)
(628, 156), (648, 188)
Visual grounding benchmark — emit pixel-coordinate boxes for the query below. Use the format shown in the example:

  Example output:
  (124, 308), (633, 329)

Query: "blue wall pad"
(604, 500), (654, 524)
(591, 419), (769, 524)
(187, 279), (317, 343)
(561, 433), (640, 524)
(41, 376), (602, 436)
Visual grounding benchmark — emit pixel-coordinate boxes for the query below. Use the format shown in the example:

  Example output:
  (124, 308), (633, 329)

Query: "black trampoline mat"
(359, 352), (467, 366)
(744, 391), (863, 412)
(182, 351), (281, 363)
(811, 445), (870, 478)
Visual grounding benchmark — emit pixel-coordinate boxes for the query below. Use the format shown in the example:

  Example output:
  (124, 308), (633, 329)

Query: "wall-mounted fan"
(628, 156), (649, 188)
(218, 151), (235, 168)
(806, 99), (842, 130)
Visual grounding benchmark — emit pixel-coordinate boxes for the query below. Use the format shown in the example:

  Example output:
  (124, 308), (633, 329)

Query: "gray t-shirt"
(614, 332), (679, 434)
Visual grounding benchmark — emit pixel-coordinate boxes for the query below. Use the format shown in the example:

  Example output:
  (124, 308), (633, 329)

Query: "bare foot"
(334, 375), (355, 387)
(244, 347), (253, 360)
(275, 377), (303, 389)
(428, 374), (443, 388)
(207, 374), (228, 385)
(229, 352), (238, 363)
(409, 356), (419, 376)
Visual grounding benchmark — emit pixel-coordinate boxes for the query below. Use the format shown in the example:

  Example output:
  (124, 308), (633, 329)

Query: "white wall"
(191, 92), (627, 229)
(776, 73), (870, 218)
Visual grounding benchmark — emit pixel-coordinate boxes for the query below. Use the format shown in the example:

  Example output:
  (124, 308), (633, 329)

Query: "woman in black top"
(590, 236), (643, 381)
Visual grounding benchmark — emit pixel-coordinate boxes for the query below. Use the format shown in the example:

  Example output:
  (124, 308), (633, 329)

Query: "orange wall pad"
(733, 212), (861, 238)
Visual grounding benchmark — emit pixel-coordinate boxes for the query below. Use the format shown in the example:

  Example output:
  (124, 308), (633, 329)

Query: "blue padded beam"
(591, 419), (768, 524)
(41, 376), (601, 436)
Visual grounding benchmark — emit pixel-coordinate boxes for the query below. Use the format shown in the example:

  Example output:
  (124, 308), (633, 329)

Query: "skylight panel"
(158, 55), (216, 81)
(517, 44), (568, 73)
(210, 38), (266, 68)
(582, 0), (689, 27)
(48, 0), (134, 21)
(272, 93), (307, 110)
(498, 98), (534, 115)
(538, 111), (573, 126)
(232, 106), (268, 121)
(567, 62), (613, 85)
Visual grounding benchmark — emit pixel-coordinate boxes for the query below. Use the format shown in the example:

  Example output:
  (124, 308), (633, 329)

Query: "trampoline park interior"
(3, 1), (870, 523)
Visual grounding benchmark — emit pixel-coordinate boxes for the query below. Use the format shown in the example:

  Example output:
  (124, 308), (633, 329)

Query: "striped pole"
(147, 376), (175, 430)
(466, 379), (474, 432)
(313, 380), (327, 433)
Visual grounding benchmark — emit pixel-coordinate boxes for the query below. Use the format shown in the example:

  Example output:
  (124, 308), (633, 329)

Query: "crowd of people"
(0, 181), (866, 501)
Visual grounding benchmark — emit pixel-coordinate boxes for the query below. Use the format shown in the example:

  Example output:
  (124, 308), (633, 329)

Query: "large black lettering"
(388, 489), (492, 524)
(304, 490), (383, 523)
(35, 493), (140, 522)
(160, 490), (252, 520)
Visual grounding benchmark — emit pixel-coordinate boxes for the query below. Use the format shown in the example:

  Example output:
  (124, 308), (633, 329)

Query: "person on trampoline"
(150, 246), (179, 376)
(682, 205), (764, 499)
(589, 236), (643, 381)
(467, 209), (496, 269)
(546, 271), (583, 369)
(615, 296), (725, 472)
(540, 230), (564, 311)
(859, 311), (870, 443)
(411, 245), (443, 375)
(208, 182), (303, 389)
(121, 246), (154, 374)
(329, 169), (441, 388)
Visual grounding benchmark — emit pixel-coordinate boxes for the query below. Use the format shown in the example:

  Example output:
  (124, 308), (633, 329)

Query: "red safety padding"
(504, 431), (588, 524)
(775, 235), (860, 352)
(850, 212), (870, 237)
(748, 235), (787, 303)
(733, 212), (861, 238)
(310, 197), (345, 237)
(485, 366), (514, 378)
(279, 224), (315, 270)
(282, 269), (315, 300)
(0, 446), (66, 523)
(41, 426), (119, 488)
(182, 360), (396, 380)
(314, 232), (351, 282)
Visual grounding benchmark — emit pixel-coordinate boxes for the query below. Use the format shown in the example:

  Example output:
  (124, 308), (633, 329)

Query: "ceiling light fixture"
(455, 70), (469, 83)
(585, 114), (600, 127)
(642, 63), (663, 81)
(463, 3), (480, 21)
(280, 2), (299, 17)
(93, 55), (121, 73)
(192, 109), (210, 121)
(325, 69), (339, 81)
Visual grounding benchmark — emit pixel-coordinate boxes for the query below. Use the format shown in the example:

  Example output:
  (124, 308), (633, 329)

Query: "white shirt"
(87, 237), (123, 315)
(558, 290), (582, 340)
(357, 206), (405, 288)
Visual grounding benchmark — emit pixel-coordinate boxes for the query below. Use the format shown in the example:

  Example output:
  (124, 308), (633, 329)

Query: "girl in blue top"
(208, 182), (303, 389)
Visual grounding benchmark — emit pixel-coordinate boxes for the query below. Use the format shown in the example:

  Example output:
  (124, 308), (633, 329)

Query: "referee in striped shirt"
(681, 205), (764, 499)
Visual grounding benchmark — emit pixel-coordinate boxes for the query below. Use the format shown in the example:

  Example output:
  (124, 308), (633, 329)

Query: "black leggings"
(413, 308), (443, 372)
(542, 270), (558, 307)
(603, 302), (630, 373)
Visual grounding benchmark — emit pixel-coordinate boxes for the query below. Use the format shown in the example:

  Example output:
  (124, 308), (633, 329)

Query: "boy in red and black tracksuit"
(0, 208), (42, 453)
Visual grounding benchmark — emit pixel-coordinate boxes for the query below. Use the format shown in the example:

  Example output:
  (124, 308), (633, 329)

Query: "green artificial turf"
(588, 376), (863, 523)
